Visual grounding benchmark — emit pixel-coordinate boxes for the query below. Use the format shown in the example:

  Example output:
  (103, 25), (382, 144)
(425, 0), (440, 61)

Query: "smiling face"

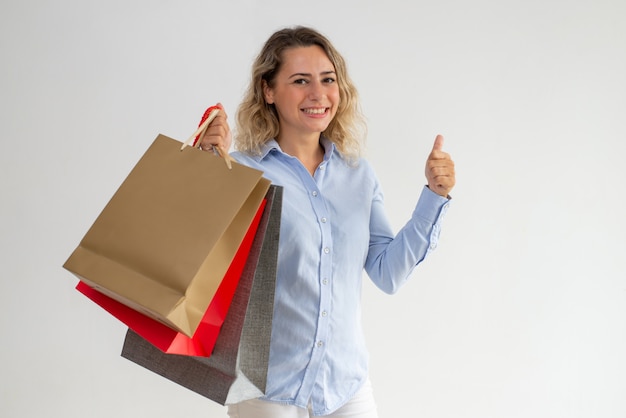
(263, 45), (340, 144)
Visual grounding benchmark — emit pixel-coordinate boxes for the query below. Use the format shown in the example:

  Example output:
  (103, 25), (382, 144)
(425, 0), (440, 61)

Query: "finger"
(428, 164), (455, 177)
(429, 177), (455, 196)
(200, 122), (230, 150)
(213, 103), (230, 122)
(432, 134), (444, 152)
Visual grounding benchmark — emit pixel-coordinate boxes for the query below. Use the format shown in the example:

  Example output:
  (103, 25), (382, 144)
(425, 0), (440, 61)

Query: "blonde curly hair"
(234, 26), (367, 161)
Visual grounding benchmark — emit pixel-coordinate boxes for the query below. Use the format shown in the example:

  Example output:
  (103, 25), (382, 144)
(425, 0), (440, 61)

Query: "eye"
(323, 77), (336, 84)
(293, 78), (308, 85)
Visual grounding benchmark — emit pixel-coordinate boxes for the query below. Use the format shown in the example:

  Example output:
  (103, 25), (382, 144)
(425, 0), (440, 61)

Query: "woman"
(198, 26), (455, 418)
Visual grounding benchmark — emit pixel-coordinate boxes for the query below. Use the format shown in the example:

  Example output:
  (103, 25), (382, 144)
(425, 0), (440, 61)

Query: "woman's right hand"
(198, 103), (232, 154)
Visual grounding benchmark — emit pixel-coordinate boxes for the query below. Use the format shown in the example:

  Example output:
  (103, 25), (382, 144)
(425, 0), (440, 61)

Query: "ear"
(262, 80), (274, 104)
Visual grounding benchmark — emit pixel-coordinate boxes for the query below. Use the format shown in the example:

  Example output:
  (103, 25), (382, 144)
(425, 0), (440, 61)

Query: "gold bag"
(63, 134), (270, 337)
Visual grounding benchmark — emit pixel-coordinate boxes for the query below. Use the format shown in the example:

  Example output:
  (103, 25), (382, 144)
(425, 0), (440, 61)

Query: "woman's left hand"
(425, 134), (456, 197)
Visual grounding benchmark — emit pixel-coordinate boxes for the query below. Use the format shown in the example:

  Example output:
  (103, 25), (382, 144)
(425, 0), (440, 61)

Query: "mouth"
(301, 107), (329, 115)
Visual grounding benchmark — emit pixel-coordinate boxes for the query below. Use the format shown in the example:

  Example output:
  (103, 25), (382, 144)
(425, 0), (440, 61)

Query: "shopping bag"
(75, 190), (267, 357)
(121, 185), (282, 405)
(63, 133), (271, 337)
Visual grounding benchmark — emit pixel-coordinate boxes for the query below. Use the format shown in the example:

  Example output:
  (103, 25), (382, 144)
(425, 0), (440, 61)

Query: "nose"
(307, 80), (324, 100)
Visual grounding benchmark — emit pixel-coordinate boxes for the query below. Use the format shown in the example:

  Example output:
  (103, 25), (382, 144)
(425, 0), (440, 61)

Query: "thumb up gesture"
(425, 135), (455, 197)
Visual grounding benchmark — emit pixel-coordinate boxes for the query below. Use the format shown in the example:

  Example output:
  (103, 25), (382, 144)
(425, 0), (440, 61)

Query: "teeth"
(303, 108), (326, 114)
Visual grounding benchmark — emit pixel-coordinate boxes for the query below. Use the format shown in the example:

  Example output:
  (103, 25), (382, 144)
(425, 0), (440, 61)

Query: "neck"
(277, 134), (325, 176)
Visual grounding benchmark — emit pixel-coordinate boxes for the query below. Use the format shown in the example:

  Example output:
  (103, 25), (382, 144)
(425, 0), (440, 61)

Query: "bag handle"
(181, 108), (234, 169)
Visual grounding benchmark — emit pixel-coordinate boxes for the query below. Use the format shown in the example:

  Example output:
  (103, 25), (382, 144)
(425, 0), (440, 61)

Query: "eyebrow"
(288, 70), (336, 79)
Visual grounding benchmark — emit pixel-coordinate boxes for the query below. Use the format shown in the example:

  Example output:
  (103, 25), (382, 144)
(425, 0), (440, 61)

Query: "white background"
(1, 1), (625, 417)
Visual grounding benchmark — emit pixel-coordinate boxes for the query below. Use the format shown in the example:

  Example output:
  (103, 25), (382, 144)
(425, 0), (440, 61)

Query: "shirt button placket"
(317, 188), (332, 356)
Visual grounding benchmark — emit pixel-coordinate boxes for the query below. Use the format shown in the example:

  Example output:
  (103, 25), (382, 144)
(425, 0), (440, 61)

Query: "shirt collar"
(256, 136), (338, 163)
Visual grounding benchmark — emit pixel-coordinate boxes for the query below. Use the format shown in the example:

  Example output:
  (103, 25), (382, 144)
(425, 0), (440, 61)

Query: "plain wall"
(1, 0), (625, 417)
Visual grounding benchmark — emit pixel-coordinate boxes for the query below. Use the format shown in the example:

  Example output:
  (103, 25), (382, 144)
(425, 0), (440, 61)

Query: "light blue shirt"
(231, 137), (450, 415)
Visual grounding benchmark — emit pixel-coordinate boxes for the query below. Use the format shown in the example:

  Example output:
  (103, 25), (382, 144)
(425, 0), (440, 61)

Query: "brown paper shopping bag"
(63, 133), (270, 337)
(121, 185), (282, 405)
(74, 196), (265, 357)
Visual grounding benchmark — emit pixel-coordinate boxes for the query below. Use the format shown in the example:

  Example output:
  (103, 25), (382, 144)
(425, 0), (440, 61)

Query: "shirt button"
(312, 191), (318, 197)
(322, 278), (329, 285)
(320, 217), (327, 223)
(317, 341), (324, 347)
(323, 247), (330, 254)
(321, 311), (328, 317)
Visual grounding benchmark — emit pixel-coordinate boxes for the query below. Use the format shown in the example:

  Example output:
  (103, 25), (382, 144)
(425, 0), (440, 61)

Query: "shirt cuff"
(412, 185), (451, 225)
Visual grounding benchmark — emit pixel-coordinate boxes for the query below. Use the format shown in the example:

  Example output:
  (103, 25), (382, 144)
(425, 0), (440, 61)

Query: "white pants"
(226, 380), (379, 418)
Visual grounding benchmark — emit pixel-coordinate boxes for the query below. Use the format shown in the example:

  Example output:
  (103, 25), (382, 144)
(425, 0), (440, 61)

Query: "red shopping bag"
(76, 198), (267, 357)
